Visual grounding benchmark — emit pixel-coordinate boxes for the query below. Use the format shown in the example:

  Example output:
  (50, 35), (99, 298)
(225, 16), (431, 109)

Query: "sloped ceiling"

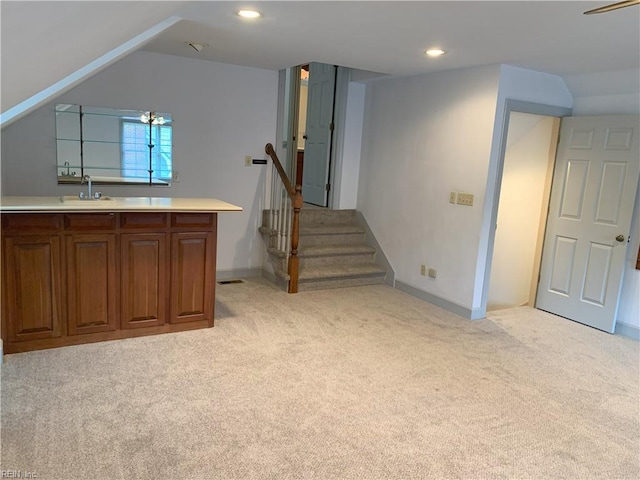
(0, 1), (187, 113)
(2, 1), (639, 120)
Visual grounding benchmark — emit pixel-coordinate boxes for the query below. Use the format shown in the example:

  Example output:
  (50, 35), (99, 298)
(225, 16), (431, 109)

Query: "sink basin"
(59, 195), (113, 203)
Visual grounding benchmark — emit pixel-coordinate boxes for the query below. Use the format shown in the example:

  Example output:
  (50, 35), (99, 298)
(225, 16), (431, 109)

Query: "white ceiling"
(2, 1), (638, 122)
(142, 1), (640, 78)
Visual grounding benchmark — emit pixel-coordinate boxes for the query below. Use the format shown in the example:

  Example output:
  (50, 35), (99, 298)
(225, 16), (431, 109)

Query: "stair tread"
(259, 226), (276, 235)
(266, 246), (287, 258)
(299, 244), (375, 257)
(261, 208), (388, 292)
(299, 209), (357, 225)
(300, 208), (356, 214)
(300, 224), (365, 235)
(273, 268), (290, 280)
(299, 263), (386, 280)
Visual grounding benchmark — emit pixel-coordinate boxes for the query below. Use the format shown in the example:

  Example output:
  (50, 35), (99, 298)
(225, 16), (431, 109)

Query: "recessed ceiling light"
(237, 10), (261, 19)
(426, 48), (446, 57)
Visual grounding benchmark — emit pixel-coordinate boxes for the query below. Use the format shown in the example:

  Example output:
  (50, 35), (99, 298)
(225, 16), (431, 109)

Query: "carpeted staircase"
(261, 207), (387, 291)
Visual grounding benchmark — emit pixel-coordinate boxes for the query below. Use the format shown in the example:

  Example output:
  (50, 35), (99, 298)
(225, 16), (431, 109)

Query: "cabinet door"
(170, 232), (215, 325)
(66, 234), (117, 335)
(121, 233), (167, 329)
(2, 235), (63, 343)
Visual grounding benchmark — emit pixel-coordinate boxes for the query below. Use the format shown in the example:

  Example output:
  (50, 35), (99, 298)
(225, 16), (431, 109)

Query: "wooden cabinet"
(2, 235), (63, 343)
(121, 233), (167, 329)
(169, 213), (216, 326)
(1, 211), (217, 353)
(171, 232), (214, 324)
(296, 150), (304, 187)
(66, 233), (117, 335)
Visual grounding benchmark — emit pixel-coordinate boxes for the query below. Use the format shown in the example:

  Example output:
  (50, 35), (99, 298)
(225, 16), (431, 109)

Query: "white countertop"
(0, 196), (243, 213)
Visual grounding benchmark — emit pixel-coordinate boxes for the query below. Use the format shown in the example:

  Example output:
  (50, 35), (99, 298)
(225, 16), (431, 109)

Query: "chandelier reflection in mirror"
(55, 104), (173, 186)
(140, 112), (166, 125)
(138, 111), (170, 184)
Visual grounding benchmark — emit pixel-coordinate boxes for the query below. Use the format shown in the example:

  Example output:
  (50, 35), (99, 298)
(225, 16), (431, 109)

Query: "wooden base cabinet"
(66, 234), (118, 335)
(1, 212), (217, 353)
(171, 231), (214, 325)
(121, 233), (167, 329)
(2, 235), (63, 343)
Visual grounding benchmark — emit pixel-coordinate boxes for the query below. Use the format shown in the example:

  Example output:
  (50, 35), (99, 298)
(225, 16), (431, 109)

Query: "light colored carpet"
(1, 278), (638, 479)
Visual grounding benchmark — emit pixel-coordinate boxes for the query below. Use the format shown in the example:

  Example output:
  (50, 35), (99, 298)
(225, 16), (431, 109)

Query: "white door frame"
(277, 65), (351, 210)
(327, 66), (350, 210)
(301, 63), (337, 206)
(479, 99), (572, 317)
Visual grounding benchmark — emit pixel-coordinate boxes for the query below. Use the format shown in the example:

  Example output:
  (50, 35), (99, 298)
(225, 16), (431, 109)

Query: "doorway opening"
(481, 100), (572, 317)
(487, 113), (560, 311)
(282, 62), (338, 208)
(295, 65), (310, 187)
(485, 107), (640, 334)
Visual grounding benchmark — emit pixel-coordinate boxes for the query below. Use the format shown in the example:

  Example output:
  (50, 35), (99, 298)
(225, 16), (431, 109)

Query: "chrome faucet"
(80, 174), (92, 199)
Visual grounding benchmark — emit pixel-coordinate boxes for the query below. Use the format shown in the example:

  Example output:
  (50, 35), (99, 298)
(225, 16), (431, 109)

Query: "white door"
(537, 115), (640, 333)
(302, 62), (336, 206)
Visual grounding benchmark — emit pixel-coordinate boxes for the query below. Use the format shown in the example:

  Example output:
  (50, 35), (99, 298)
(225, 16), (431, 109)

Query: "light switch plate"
(244, 155), (252, 166)
(457, 193), (474, 206)
(449, 192), (457, 204)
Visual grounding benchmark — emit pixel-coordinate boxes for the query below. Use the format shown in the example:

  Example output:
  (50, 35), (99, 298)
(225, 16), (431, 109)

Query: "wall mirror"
(55, 104), (173, 185)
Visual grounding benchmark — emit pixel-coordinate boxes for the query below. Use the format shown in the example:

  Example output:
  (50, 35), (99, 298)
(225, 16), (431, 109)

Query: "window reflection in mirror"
(55, 104), (173, 185)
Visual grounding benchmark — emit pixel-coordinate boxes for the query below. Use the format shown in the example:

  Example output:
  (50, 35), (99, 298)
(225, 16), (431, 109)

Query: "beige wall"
(488, 113), (557, 310)
(297, 83), (308, 150)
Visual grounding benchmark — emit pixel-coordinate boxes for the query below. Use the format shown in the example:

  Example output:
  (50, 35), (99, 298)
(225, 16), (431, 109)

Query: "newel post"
(288, 185), (303, 293)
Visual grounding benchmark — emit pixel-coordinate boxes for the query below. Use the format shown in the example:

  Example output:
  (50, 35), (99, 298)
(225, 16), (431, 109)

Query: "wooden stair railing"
(265, 143), (303, 293)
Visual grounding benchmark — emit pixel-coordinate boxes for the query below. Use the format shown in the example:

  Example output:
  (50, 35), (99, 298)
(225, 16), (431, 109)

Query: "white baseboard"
(615, 322), (640, 340)
(394, 281), (474, 319)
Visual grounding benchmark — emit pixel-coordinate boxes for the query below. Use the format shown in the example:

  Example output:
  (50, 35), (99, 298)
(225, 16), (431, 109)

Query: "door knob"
(615, 234), (626, 242)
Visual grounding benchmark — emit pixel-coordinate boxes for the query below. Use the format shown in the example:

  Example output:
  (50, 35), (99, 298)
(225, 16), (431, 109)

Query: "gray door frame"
(277, 64), (351, 210)
(479, 99), (572, 318)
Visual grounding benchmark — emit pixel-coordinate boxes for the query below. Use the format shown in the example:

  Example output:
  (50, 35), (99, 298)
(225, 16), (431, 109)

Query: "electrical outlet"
(456, 192), (474, 206)
(244, 155), (252, 166)
(420, 264), (426, 276)
(449, 192), (457, 204)
(428, 268), (437, 279)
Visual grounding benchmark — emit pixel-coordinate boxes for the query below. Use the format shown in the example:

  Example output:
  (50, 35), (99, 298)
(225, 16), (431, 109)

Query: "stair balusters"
(265, 143), (302, 293)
